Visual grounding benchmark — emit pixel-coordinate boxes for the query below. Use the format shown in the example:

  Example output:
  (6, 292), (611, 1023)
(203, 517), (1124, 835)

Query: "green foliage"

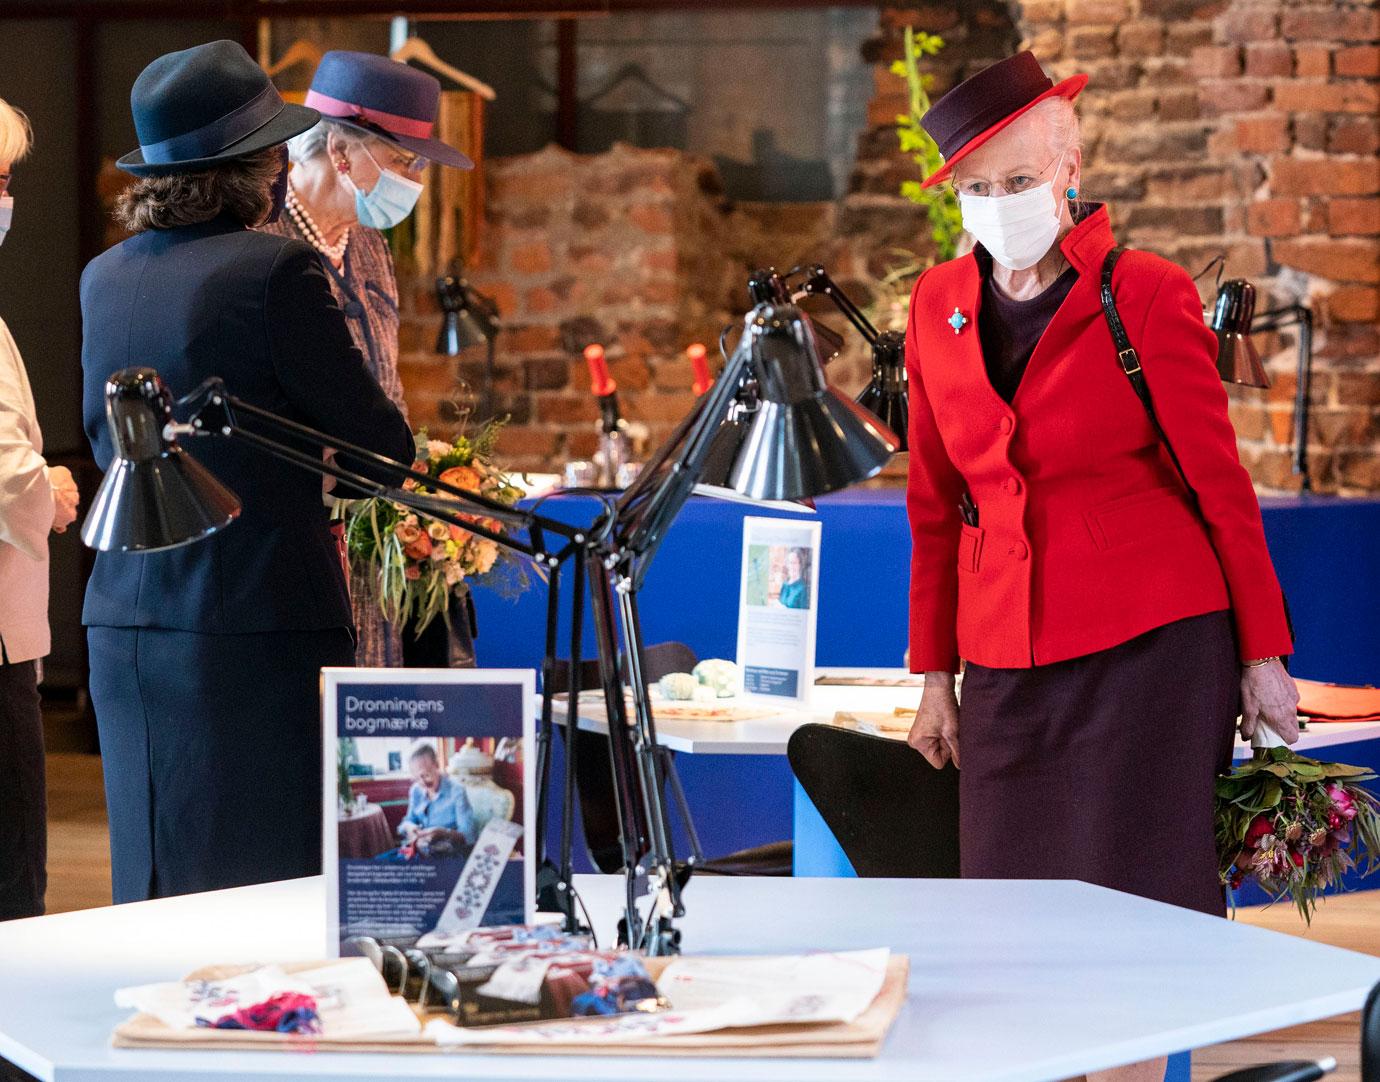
(891, 28), (965, 263)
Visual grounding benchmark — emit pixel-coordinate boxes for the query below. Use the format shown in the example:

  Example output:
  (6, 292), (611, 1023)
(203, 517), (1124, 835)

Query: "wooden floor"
(39, 753), (1380, 1080)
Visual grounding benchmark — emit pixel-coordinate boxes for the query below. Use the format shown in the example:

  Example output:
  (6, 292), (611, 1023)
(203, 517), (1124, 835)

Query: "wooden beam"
(0, 0), (883, 19)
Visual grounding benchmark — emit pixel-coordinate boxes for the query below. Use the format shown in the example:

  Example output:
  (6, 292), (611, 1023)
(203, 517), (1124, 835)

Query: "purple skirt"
(958, 611), (1239, 916)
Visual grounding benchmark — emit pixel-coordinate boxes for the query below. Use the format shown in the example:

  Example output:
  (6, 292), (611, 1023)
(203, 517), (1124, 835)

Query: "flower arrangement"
(1216, 745), (1380, 922)
(341, 420), (526, 634)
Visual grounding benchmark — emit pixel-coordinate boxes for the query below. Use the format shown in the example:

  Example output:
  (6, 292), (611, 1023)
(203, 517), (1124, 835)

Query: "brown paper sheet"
(112, 956), (908, 1059)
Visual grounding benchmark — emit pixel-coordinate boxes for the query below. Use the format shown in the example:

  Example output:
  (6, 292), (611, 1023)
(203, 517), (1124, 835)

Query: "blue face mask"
(345, 145), (423, 231)
(0, 196), (13, 248)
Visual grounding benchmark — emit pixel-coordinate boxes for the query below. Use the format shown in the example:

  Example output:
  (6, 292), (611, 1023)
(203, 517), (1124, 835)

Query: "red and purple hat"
(305, 50), (473, 170)
(919, 51), (1086, 190)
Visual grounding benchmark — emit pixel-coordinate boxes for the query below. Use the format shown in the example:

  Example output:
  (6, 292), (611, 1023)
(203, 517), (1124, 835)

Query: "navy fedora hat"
(118, 40), (320, 177)
(305, 51), (474, 170)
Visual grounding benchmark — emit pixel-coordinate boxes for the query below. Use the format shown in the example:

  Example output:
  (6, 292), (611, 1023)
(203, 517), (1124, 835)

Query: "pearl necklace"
(286, 187), (349, 265)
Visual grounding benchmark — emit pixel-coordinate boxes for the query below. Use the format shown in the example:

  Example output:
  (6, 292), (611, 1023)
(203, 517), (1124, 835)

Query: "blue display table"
(473, 490), (1380, 868)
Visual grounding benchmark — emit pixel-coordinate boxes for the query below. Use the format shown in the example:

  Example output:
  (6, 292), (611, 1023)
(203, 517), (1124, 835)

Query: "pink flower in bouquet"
(395, 522), (423, 546)
(438, 465), (482, 494)
(1327, 784), (1358, 822)
(1244, 814), (1274, 849)
(1289, 849), (1305, 868)
(404, 564), (421, 580)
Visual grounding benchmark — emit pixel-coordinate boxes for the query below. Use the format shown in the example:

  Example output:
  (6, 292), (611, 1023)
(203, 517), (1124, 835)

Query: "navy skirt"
(88, 626), (353, 903)
(958, 611), (1239, 916)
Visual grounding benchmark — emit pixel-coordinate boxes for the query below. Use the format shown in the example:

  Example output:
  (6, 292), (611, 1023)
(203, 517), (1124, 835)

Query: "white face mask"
(0, 196), (13, 248)
(957, 155), (1066, 271)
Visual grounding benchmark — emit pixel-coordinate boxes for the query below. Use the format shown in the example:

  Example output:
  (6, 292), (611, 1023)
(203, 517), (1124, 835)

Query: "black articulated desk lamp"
(435, 271), (501, 420)
(1209, 277), (1316, 492)
(699, 265), (907, 494)
(81, 300), (898, 955)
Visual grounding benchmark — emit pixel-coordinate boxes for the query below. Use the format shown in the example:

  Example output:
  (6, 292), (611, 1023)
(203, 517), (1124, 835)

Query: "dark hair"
(115, 146), (283, 232)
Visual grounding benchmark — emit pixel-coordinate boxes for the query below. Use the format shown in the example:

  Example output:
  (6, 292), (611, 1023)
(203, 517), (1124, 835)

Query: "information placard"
(322, 668), (536, 957)
(735, 516), (823, 704)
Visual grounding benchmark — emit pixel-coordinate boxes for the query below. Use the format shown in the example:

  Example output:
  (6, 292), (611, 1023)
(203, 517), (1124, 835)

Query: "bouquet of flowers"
(1216, 744), (1380, 922)
(340, 420), (526, 634)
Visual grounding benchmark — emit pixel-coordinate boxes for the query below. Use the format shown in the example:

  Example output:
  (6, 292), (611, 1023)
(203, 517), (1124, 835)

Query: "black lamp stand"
(169, 328), (761, 954)
(1256, 304), (1316, 492)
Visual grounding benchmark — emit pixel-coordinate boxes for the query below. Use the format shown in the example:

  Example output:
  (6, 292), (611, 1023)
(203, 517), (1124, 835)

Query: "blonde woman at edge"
(0, 97), (80, 920)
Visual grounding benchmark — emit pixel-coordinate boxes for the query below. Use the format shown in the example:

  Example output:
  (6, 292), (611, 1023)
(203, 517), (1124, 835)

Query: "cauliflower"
(657, 672), (698, 701)
(693, 658), (739, 698)
(691, 685), (717, 703)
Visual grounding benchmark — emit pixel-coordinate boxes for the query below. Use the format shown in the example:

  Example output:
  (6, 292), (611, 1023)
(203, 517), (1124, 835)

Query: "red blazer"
(905, 205), (1293, 672)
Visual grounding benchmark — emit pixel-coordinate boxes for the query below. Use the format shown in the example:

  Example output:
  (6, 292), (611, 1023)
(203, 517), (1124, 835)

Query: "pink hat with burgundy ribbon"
(304, 50), (473, 170)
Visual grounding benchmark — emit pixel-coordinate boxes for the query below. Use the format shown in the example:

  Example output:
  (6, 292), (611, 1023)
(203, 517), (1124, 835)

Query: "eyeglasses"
(949, 151), (1063, 198)
(376, 143), (427, 177)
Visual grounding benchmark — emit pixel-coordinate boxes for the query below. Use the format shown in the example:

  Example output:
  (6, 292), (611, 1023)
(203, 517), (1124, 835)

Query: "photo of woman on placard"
(777, 547), (811, 610)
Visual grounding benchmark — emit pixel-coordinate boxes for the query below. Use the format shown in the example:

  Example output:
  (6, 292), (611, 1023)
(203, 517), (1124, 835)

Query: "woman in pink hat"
(902, 51), (1299, 1082)
(262, 50), (474, 668)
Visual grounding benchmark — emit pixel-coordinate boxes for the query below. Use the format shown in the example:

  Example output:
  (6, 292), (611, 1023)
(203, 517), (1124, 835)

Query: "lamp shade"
(1210, 278), (1271, 389)
(854, 330), (908, 452)
(435, 274), (496, 355)
(80, 368), (240, 552)
(728, 304), (898, 501)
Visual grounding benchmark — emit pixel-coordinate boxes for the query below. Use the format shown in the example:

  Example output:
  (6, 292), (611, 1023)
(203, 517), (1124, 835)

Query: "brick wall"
(396, 2), (1379, 493)
(1014, 0), (1380, 493)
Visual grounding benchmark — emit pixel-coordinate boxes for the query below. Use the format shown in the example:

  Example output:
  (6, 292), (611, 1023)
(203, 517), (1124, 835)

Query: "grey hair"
(1028, 96), (1082, 157)
(287, 117), (369, 166)
(408, 740), (440, 764)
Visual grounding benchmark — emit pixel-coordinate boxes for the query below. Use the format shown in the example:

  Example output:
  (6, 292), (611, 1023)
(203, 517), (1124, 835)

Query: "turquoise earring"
(1065, 186), (1078, 199)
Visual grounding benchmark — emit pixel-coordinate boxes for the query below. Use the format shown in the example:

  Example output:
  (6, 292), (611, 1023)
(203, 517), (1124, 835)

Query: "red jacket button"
(1004, 477), (1021, 495)
(1009, 540), (1029, 560)
(999, 416), (1014, 434)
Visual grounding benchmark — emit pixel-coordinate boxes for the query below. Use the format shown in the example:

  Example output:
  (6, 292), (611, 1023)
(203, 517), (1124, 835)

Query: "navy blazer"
(81, 214), (414, 634)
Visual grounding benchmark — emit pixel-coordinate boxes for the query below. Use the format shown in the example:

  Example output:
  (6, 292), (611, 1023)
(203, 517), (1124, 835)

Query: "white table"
(2, 875), (1377, 1082)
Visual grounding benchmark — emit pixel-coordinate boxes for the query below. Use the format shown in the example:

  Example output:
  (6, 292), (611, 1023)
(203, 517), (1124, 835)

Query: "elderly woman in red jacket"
(904, 52), (1298, 1079)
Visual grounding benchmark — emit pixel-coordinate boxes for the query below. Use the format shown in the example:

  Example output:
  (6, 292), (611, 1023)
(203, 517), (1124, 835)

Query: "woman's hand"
(1239, 659), (1301, 744)
(49, 465), (79, 533)
(908, 672), (960, 769)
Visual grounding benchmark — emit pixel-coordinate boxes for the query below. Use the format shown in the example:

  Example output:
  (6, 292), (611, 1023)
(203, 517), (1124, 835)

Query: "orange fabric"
(905, 206), (1294, 671)
(1294, 678), (1380, 721)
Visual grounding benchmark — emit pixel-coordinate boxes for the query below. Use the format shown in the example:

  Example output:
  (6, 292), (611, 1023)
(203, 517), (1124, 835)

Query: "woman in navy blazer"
(81, 42), (414, 902)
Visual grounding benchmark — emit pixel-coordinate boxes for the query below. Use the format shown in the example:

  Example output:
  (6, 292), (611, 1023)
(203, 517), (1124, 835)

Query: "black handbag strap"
(1099, 246), (1196, 503)
(1099, 245), (1295, 647)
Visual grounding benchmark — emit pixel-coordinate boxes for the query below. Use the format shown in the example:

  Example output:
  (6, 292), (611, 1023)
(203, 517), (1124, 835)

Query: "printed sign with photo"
(322, 669), (536, 957)
(735, 516), (823, 704)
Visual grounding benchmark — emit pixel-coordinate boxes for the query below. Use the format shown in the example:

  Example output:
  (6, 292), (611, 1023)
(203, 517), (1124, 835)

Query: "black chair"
(548, 642), (792, 877)
(786, 722), (960, 878)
